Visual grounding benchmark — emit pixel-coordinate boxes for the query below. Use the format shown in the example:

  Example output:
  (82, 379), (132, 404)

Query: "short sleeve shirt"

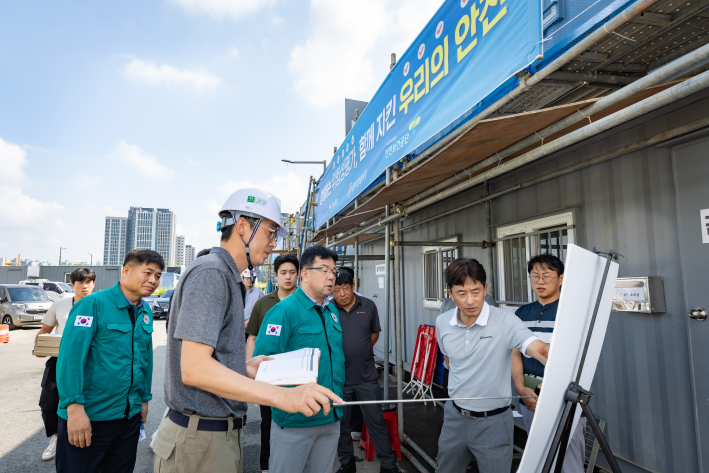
(515, 299), (558, 378)
(435, 303), (538, 411)
(164, 247), (248, 419)
(335, 295), (381, 385)
(42, 297), (73, 335)
(245, 291), (281, 336)
(244, 286), (264, 321)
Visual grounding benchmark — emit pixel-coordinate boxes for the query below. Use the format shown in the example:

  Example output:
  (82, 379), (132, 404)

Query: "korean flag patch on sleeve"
(74, 316), (94, 327)
(265, 324), (281, 336)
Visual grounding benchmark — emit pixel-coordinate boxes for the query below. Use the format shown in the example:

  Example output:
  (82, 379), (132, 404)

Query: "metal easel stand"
(541, 249), (623, 473)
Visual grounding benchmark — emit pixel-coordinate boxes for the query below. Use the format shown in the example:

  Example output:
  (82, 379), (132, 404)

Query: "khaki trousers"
(153, 414), (243, 473)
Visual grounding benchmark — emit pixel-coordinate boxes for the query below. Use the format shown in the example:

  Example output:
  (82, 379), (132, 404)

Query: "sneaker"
(336, 458), (357, 473)
(351, 431), (362, 440)
(42, 436), (57, 461)
(379, 466), (403, 473)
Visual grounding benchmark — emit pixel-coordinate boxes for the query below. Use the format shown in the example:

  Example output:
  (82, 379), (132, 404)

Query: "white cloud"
(229, 46), (240, 59)
(217, 172), (307, 213)
(288, 0), (440, 108)
(109, 139), (176, 178)
(0, 138), (63, 228)
(272, 16), (284, 26)
(122, 57), (220, 90)
(168, 0), (273, 20)
(71, 174), (103, 187)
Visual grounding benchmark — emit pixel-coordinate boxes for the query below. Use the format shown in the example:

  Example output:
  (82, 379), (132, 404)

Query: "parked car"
(0, 284), (53, 330)
(144, 289), (173, 319)
(41, 281), (75, 302)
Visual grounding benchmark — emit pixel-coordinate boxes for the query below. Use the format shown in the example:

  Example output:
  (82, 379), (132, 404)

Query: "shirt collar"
(449, 301), (489, 328)
(111, 283), (145, 309)
(301, 287), (328, 307)
(210, 246), (242, 283)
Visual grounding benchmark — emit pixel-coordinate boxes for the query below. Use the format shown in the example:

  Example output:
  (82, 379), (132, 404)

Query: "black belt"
(453, 402), (509, 418)
(168, 410), (246, 431)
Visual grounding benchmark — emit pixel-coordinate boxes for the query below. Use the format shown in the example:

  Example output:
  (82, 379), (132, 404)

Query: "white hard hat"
(218, 188), (287, 237)
(241, 269), (252, 279)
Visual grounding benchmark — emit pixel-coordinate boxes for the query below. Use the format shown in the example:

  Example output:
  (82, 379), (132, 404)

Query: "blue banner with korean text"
(314, 0), (542, 229)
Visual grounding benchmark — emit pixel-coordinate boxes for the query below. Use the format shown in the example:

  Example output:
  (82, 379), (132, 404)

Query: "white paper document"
(255, 348), (321, 386)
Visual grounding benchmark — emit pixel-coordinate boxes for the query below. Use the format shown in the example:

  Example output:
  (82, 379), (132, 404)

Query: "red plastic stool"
(359, 410), (402, 461)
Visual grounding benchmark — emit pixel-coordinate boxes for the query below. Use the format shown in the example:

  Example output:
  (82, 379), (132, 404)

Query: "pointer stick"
(329, 395), (537, 407)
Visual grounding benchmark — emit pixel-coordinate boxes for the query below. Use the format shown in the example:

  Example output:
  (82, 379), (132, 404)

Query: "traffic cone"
(0, 324), (9, 343)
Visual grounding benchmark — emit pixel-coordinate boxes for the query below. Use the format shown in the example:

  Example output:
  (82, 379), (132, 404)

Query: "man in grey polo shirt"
(153, 189), (342, 473)
(435, 258), (550, 473)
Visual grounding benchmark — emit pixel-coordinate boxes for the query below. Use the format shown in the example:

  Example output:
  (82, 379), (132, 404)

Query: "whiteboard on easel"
(517, 244), (619, 473)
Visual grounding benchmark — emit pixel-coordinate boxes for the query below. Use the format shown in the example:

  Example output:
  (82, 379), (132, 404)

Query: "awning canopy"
(348, 81), (680, 217)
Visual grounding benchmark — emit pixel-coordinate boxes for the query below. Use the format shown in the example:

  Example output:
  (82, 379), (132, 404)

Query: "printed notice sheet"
(255, 348), (321, 386)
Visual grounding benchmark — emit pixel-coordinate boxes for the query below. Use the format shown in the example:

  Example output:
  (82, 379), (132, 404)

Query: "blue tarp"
(314, 0), (543, 229)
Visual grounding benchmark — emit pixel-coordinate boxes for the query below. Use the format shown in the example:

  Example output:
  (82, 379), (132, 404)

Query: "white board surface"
(517, 244), (619, 473)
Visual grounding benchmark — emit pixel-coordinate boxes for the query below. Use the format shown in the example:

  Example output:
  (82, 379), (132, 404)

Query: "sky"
(0, 0), (441, 264)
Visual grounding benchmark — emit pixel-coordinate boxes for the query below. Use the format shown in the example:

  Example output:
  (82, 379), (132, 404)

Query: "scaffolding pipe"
(403, 435), (437, 471)
(353, 235), (359, 288)
(392, 241), (491, 247)
(396, 0), (658, 177)
(383, 168), (392, 401)
(394, 218), (404, 439)
(298, 177), (313, 259)
(400, 445), (431, 473)
(402, 38), (709, 207)
(485, 180), (495, 298)
(327, 68), (709, 248)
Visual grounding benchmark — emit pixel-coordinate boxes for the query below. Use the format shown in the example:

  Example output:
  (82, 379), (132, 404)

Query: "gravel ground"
(0, 321), (404, 473)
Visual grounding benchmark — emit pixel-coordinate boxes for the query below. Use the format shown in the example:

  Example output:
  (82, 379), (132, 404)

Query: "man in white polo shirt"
(435, 258), (550, 473)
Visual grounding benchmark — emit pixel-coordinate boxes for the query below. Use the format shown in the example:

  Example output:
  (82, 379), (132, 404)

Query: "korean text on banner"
(315, 0), (542, 229)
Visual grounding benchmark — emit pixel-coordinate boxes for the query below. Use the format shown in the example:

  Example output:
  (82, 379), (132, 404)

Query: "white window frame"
(422, 237), (459, 309)
(496, 210), (575, 309)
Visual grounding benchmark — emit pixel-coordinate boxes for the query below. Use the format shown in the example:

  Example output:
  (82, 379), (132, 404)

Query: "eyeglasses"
(305, 266), (339, 277)
(263, 226), (279, 243)
(530, 274), (557, 283)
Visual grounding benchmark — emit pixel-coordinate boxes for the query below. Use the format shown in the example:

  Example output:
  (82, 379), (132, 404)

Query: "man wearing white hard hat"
(242, 268), (264, 336)
(154, 188), (342, 473)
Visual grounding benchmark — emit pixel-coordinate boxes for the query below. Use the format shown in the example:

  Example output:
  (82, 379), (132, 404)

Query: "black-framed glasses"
(305, 266), (339, 277)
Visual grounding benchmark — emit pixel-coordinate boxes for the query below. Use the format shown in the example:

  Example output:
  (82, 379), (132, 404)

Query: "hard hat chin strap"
(241, 215), (262, 273)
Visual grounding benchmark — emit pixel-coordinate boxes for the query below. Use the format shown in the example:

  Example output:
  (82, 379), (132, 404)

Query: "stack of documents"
(255, 348), (320, 386)
(33, 334), (61, 357)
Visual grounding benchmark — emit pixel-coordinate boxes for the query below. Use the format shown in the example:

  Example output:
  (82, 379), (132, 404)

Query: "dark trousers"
(259, 404), (272, 470)
(39, 357), (59, 437)
(56, 413), (141, 473)
(350, 405), (363, 433)
(338, 379), (397, 469)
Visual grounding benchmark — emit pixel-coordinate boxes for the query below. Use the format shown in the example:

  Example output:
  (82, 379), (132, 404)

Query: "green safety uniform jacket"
(56, 283), (154, 421)
(254, 287), (344, 428)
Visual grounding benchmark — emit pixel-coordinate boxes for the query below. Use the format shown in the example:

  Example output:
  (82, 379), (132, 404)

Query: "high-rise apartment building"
(103, 217), (127, 266)
(185, 245), (195, 267)
(175, 235), (185, 266)
(125, 207), (176, 265)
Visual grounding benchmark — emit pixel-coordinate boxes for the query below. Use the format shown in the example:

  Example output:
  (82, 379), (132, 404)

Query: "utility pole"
(59, 247), (66, 266)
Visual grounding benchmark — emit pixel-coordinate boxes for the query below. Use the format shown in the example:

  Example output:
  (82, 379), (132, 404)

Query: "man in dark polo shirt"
(333, 271), (401, 473)
(513, 254), (585, 473)
(245, 252), (299, 473)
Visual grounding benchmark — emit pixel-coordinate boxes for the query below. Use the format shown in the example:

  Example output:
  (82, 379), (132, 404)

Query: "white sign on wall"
(701, 209), (709, 244)
(375, 264), (386, 275)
